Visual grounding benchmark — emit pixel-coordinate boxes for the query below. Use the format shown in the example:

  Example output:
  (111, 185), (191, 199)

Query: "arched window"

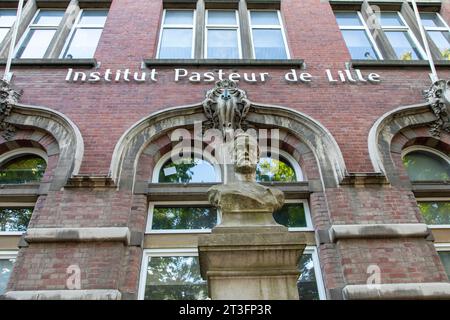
(154, 153), (220, 183)
(0, 154), (47, 184)
(256, 152), (302, 182)
(402, 149), (450, 182)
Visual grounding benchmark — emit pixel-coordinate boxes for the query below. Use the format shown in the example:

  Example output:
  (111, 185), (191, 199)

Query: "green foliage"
(152, 207), (217, 230)
(158, 159), (198, 183)
(273, 204), (306, 228)
(0, 156), (46, 184)
(441, 48), (450, 60)
(256, 157), (296, 182)
(0, 208), (33, 231)
(401, 51), (412, 61)
(402, 151), (450, 182)
(418, 202), (450, 225)
(144, 256), (208, 300)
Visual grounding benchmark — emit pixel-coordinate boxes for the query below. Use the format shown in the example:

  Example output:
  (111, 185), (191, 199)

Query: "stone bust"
(208, 131), (285, 229)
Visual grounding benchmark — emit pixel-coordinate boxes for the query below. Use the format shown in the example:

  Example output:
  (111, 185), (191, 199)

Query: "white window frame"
(14, 8), (64, 58)
(0, 202), (35, 235)
(281, 199), (313, 231)
(205, 9), (242, 59)
(0, 9), (17, 44)
(151, 150), (222, 183)
(379, 11), (427, 60)
(60, 8), (108, 59)
(421, 12), (450, 59)
(301, 246), (326, 300)
(138, 248), (203, 300)
(248, 10), (290, 59)
(146, 201), (220, 234)
(156, 9), (196, 59)
(335, 11), (383, 60)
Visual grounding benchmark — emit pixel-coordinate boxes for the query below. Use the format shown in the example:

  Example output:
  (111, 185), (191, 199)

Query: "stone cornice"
(0, 58), (97, 67)
(65, 175), (117, 188)
(143, 58), (304, 68)
(340, 173), (389, 186)
(343, 283), (450, 300)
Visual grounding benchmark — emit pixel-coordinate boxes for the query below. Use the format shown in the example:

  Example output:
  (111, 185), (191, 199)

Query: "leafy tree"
(0, 156), (46, 184)
(401, 51), (412, 61)
(442, 48), (450, 60)
(256, 158), (296, 182)
(418, 202), (450, 225)
(152, 207), (217, 230)
(0, 208), (33, 231)
(273, 204), (306, 228)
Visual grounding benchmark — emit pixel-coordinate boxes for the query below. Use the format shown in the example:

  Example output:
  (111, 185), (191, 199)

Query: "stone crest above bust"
(424, 79), (450, 137)
(0, 80), (21, 140)
(202, 79), (251, 136)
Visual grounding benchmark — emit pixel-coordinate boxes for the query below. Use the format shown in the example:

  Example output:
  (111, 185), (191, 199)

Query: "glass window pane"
(420, 13), (446, 28)
(428, 31), (450, 60)
(438, 252), (450, 280)
(252, 29), (287, 59)
(418, 202), (450, 225)
(0, 10), (17, 27)
(273, 203), (307, 228)
(297, 253), (320, 300)
(335, 12), (362, 26)
(152, 206), (217, 230)
(403, 151), (450, 181)
(0, 155), (46, 184)
(341, 30), (378, 59)
(159, 28), (193, 59)
(385, 31), (422, 60)
(33, 10), (64, 25)
(379, 12), (404, 27)
(78, 10), (108, 26)
(16, 29), (56, 58)
(64, 28), (103, 58)
(0, 258), (14, 295)
(0, 207), (33, 232)
(256, 157), (297, 182)
(144, 256), (208, 300)
(158, 157), (218, 183)
(0, 28), (9, 43)
(250, 11), (280, 26)
(164, 10), (194, 25)
(207, 29), (239, 58)
(207, 10), (236, 25)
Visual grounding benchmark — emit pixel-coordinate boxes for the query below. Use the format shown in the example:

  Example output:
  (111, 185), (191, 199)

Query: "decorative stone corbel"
(424, 79), (450, 137)
(202, 79), (251, 136)
(0, 80), (22, 140)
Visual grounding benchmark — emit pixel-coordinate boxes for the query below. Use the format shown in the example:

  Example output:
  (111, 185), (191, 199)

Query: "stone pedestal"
(198, 229), (306, 300)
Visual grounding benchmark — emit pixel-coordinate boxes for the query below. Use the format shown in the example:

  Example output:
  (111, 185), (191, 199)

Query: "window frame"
(0, 9), (17, 45)
(59, 8), (108, 59)
(421, 12), (450, 59)
(157, 9), (196, 59)
(14, 8), (65, 59)
(278, 199), (313, 231)
(138, 248), (205, 300)
(401, 145), (450, 182)
(379, 11), (427, 60)
(0, 202), (35, 235)
(0, 250), (18, 295)
(301, 246), (326, 300)
(247, 9), (290, 60)
(335, 10), (383, 60)
(204, 9), (242, 59)
(146, 201), (220, 234)
(415, 197), (450, 229)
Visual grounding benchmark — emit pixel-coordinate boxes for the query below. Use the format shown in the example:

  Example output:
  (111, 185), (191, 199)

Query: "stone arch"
(3, 102), (84, 190)
(111, 103), (347, 190)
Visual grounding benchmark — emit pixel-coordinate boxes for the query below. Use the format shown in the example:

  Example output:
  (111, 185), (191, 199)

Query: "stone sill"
(412, 181), (450, 197)
(143, 58), (304, 68)
(340, 173), (389, 186)
(350, 59), (450, 68)
(0, 183), (41, 202)
(0, 58), (97, 67)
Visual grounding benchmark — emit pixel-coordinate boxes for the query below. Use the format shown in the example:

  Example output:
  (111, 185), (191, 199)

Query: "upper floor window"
(205, 10), (241, 59)
(0, 9), (16, 44)
(15, 10), (64, 58)
(402, 149), (450, 182)
(256, 154), (301, 182)
(249, 10), (288, 59)
(0, 154), (46, 184)
(420, 12), (450, 60)
(158, 9), (195, 59)
(436, 246), (450, 279)
(0, 252), (16, 295)
(0, 207), (33, 232)
(273, 200), (312, 230)
(379, 12), (424, 60)
(62, 9), (108, 59)
(335, 11), (381, 60)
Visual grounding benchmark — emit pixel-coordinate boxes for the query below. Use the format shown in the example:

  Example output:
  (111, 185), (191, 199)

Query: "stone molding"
(343, 283), (450, 300)
(340, 172), (389, 186)
(328, 223), (429, 243)
(65, 175), (117, 188)
(24, 227), (131, 245)
(2, 289), (122, 300)
(143, 58), (304, 67)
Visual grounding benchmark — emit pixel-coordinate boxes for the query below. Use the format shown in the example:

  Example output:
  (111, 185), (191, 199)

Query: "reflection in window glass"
(252, 29), (287, 59)
(403, 151), (450, 181)
(207, 29), (239, 59)
(158, 157), (218, 183)
(0, 258), (14, 295)
(144, 256), (208, 300)
(159, 28), (193, 59)
(16, 29), (56, 58)
(0, 155), (46, 184)
(256, 157), (297, 182)
(418, 202), (450, 225)
(33, 10), (64, 25)
(379, 12), (404, 27)
(250, 11), (280, 25)
(152, 206), (217, 230)
(207, 10), (236, 25)
(385, 31), (421, 60)
(297, 253), (320, 300)
(335, 12), (363, 26)
(341, 30), (378, 59)
(164, 10), (194, 25)
(0, 9), (16, 44)
(438, 252), (450, 280)
(273, 203), (307, 228)
(428, 31), (450, 59)
(420, 13), (446, 28)
(0, 207), (33, 232)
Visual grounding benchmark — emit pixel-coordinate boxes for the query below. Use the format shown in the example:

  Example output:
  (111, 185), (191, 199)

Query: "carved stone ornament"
(202, 79), (251, 136)
(424, 79), (450, 137)
(0, 80), (21, 140)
